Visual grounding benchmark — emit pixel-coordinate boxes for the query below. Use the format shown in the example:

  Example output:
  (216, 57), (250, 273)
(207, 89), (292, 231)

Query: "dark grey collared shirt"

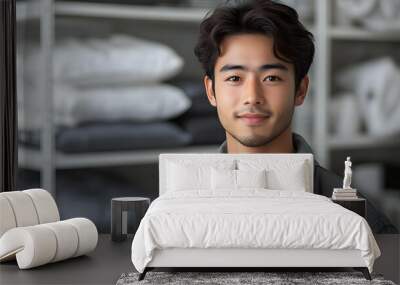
(218, 133), (397, 233)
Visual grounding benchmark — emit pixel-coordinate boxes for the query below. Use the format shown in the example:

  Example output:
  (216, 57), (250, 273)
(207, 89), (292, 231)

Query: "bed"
(131, 153), (381, 281)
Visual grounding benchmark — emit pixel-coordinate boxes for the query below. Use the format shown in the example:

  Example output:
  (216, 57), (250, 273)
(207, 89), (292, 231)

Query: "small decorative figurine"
(332, 156), (358, 199)
(343, 156), (352, 189)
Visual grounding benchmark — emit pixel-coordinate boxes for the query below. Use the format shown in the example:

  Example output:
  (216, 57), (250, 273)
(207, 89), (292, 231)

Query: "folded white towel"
(336, 57), (400, 137)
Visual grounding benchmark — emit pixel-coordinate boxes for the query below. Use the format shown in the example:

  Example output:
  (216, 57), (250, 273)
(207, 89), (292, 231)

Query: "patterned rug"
(116, 271), (396, 285)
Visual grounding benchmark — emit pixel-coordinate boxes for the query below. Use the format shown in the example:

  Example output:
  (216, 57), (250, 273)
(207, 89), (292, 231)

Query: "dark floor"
(0, 235), (133, 285)
(0, 234), (398, 285)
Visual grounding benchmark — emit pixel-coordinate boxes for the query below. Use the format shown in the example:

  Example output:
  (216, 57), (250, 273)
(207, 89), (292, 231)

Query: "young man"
(194, 0), (396, 233)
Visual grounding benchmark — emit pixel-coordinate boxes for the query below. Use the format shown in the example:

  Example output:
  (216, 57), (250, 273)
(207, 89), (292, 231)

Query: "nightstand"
(111, 197), (150, 242)
(331, 197), (366, 218)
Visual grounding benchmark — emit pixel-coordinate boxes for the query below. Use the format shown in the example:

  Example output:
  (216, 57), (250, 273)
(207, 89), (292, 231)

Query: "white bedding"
(131, 190), (380, 273)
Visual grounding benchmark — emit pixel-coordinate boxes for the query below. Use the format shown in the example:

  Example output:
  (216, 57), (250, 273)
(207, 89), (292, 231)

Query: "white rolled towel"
(0, 218), (98, 269)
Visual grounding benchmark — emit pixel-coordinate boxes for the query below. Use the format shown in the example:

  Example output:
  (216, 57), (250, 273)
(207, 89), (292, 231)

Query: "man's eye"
(226, 76), (241, 82)
(264, 75), (281, 82)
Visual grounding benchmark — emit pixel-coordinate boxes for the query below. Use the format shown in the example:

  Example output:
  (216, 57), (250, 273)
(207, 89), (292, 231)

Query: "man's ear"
(204, 75), (217, 107)
(294, 75), (309, 106)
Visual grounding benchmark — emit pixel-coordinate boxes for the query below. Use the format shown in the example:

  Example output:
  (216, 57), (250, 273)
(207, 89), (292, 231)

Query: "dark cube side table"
(111, 197), (150, 242)
(331, 197), (366, 218)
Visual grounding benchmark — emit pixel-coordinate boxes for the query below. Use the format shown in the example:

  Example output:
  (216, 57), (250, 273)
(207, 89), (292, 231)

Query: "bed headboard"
(159, 153), (314, 196)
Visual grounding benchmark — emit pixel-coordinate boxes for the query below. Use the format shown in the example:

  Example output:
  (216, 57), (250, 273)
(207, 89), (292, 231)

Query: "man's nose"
(243, 77), (265, 105)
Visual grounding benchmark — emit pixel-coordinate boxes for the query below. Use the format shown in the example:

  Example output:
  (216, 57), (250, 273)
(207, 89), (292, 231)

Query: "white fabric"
(166, 160), (236, 192)
(0, 196), (17, 237)
(236, 169), (267, 189)
(329, 93), (362, 136)
(336, 57), (400, 137)
(25, 34), (184, 87)
(336, 0), (377, 20)
(211, 168), (236, 190)
(334, 0), (400, 30)
(131, 190), (380, 273)
(0, 189), (98, 269)
(22, 189), (60, 224)
(0, 218), (97, 269)
(237, 159), (309, 192)
(0, 226), (57, 268)
(1, 192), (40, 227)
(19, 84), (191, 129)
(64, 218), (98, 257)
(148, 248), (366, 268)
(0, 190), (59, 232)
(159, 154), (313, 195)
(211, 168), (267, 190)
(42, 222), (79, 262)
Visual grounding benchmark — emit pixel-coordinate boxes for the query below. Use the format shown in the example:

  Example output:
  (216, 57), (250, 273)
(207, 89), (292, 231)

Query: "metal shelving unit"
(55, 1), (209, 22)
(18, 144), (219, 170)
(17, 1), (209, 22)
(17, 0), (56, 195)
(328, 135), (400, 150)
(17, 0), (400, 195)
(16, 0), (219, 196)
(330, 26), (400, 41)
(315, 0), (400, 167)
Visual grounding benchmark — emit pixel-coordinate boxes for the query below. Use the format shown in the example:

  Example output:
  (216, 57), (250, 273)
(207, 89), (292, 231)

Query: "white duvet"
(131, 190), (380, 273)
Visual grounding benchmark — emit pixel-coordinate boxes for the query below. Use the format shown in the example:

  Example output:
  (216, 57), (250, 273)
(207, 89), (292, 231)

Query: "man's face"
(204, 33), (308, 148)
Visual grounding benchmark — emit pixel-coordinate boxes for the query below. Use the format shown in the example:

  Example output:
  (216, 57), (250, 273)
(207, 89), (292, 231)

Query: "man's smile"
(238, 112), (270, 126)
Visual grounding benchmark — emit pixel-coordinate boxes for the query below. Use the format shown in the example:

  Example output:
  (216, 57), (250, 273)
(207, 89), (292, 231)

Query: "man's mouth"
(238, 113), (270, 126)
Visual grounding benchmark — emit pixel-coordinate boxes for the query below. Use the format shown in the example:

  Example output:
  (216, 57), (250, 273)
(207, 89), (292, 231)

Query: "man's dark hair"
(194, 0), (314, 91)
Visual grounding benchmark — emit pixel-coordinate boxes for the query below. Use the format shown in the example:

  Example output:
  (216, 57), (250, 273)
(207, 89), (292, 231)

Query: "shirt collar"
(218, 132), (319, 166)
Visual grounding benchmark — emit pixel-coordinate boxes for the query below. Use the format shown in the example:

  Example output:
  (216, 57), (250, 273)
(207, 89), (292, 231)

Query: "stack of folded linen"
(335, 0), (400, 31)
(335, 57), (400, 138)
(19, 34), (193, 152)
(332, 188), (358, 200)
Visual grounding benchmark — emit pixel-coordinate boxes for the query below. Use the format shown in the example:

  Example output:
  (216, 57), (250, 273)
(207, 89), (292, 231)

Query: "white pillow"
(25, 35), (184, 87)
(211, 168), (236, 190)
(67, 84), (191, 126)
(19, 84), (191, 129)
(238, 159), (309, 192)
(236, 169), (267, 189)
(166, 160), (235, 192)
(211, 168), (268, 190)
(168, 163), (211, 192)
(267, 163), (307, 192)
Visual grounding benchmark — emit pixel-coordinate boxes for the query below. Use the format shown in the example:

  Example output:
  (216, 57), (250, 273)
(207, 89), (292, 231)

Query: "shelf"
(328, 135), (400, 149)
(16, 2), (42, 22)
(18, 144), (220, 169)
(54, 1), (210, 23)
(330, 26), (400, 42)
